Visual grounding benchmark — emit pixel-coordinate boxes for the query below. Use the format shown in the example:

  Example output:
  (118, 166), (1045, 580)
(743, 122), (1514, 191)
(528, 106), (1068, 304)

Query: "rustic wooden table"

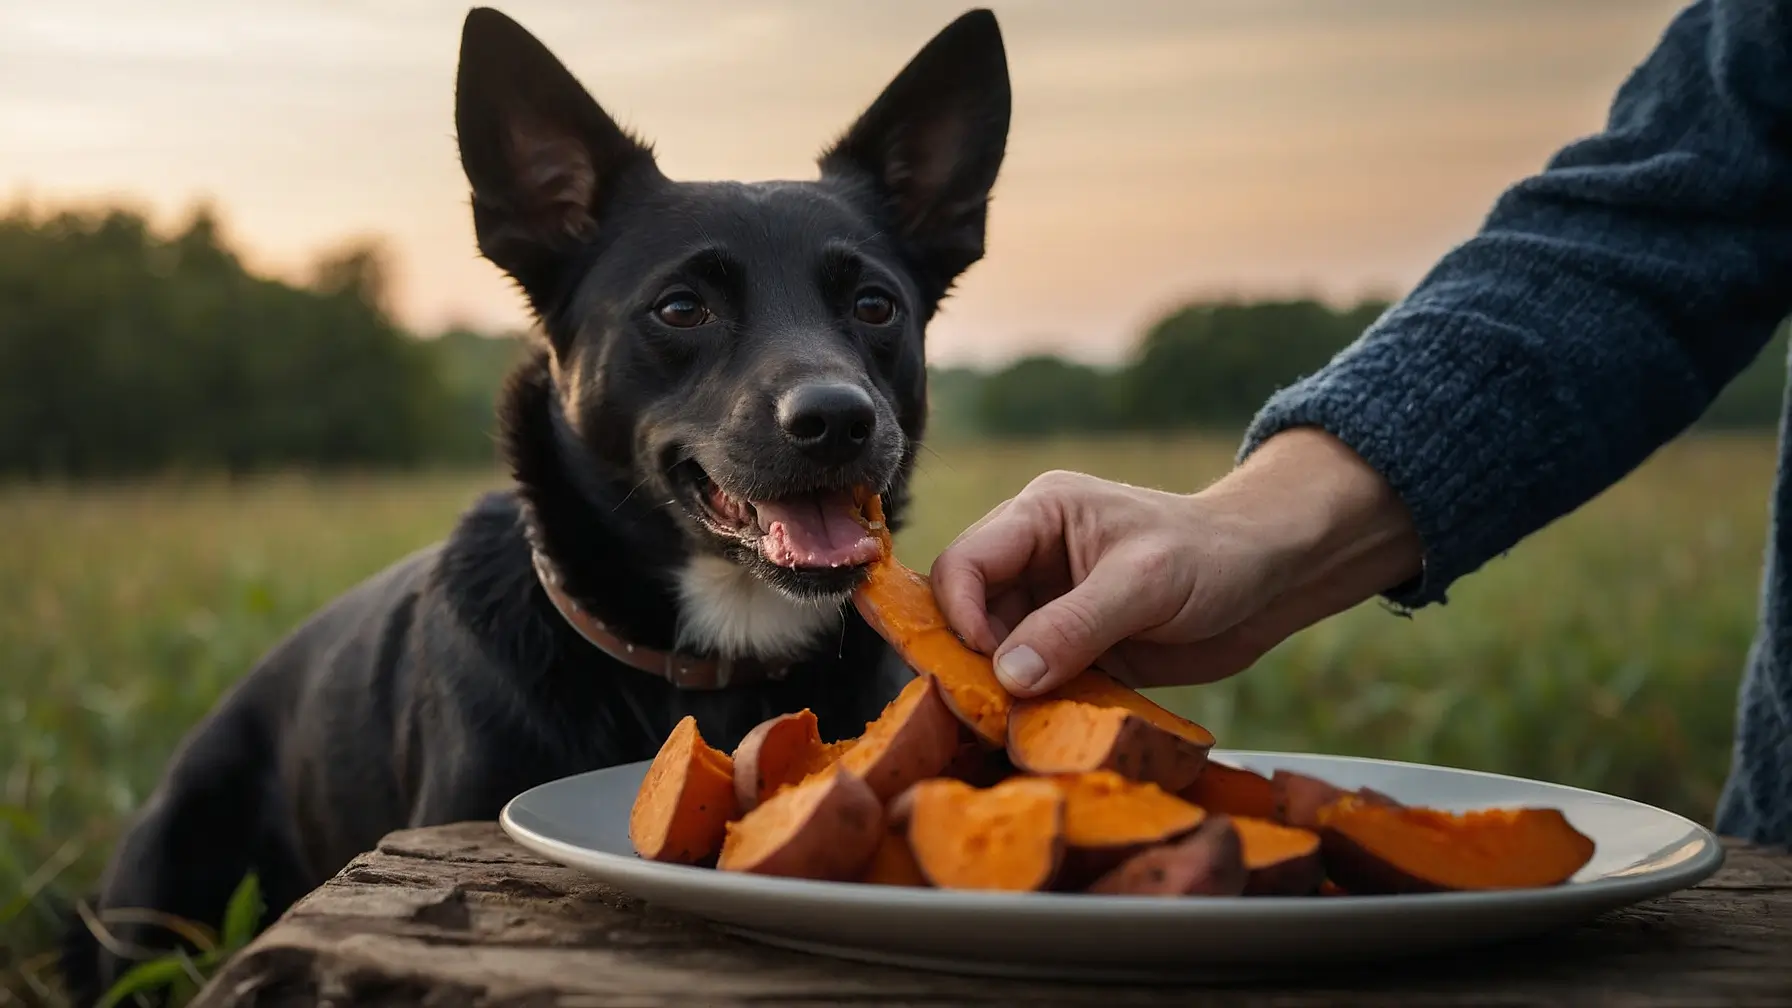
(192, 822), (1791, 1008)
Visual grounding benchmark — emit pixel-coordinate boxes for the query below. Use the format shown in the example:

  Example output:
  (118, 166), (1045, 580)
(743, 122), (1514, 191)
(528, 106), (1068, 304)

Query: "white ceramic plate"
(500, 750), (1723, 981)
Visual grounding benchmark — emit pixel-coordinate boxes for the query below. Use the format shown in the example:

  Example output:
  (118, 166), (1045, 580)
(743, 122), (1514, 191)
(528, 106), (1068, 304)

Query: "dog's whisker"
(612, 477), (652, 512)
(917, 441), (954, 471)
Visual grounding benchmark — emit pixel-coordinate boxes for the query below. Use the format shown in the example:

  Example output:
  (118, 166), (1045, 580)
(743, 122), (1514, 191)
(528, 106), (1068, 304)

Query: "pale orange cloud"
(0, 0), (1689, 365)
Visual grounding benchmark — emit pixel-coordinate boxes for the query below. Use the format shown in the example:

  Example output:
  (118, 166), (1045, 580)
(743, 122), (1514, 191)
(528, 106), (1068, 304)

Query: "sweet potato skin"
(840, 676), (963, 801)
(1243, 851), (1323, 896)
(1179, 761), (1278, 820)
(717, 766), (884, 881)
(1272, 770), (1346, 829)
(1088, 816), (1248, 896)
(731, 709), (851, 812)
(1007, 699), (1209, 792)
(629, 716), (738, 864)
(1272, 770), (1401, 828)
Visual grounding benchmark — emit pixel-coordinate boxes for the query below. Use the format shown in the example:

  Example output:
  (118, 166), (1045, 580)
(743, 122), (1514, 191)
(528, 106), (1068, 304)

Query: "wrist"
(1199, 426), (1421, 594)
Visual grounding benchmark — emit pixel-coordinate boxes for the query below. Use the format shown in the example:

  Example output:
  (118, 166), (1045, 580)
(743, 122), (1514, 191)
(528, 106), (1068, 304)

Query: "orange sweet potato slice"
(860, 831), (930, 887)
(905, 777), (1065, 891)
(1007, 698), (1208, 791)
(1044, 670), (1214, 757)
(731, 709), (854, 812)
(838, 675), (963, 801)
(1050, 770), (1208, 886)
(1231, 816), (1324, 895)
(1087, 815), (1248, 896)
(1316, 795), (1596, 893)
(850, 494), (1011, 747)
(629, 716), (738, 864)
(717, 765), (883, 880)
(1179, 761), (1279, 820)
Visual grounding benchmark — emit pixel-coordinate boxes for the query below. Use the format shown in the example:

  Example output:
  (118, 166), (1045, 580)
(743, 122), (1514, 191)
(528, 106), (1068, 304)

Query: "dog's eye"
(853, 290), (897, 326)
(654, 292), (712, 328)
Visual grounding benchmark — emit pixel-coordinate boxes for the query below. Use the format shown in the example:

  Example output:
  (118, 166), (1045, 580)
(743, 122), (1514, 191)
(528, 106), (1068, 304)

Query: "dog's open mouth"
(676, 462), (881, 571)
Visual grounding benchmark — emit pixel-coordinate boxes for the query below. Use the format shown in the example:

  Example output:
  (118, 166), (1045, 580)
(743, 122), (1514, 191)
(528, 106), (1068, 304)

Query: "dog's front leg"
(405, 735), (525, 828)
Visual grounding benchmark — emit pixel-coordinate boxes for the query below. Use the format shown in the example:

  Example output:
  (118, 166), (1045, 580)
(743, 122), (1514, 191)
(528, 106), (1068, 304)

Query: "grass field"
(0, 433), (1778, 995)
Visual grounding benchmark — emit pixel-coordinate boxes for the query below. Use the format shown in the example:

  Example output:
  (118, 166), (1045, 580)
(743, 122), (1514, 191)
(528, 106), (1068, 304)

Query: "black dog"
(63, 7), (1008, 1001)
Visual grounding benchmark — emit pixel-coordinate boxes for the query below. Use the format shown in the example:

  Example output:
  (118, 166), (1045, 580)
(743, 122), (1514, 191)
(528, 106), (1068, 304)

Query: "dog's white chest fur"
(674, 555), (839, 659)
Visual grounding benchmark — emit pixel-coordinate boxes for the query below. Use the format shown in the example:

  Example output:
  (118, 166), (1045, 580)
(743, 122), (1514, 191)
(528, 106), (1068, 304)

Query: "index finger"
(929, 498), (1061, 654)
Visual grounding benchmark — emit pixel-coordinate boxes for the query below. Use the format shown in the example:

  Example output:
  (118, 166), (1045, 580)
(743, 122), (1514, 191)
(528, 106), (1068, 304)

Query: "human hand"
(929, 428), (1423, 696)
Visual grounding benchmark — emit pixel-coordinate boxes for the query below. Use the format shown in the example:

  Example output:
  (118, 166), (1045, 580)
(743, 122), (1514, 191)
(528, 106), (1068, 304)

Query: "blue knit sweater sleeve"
(1240, 0), (1792, 609)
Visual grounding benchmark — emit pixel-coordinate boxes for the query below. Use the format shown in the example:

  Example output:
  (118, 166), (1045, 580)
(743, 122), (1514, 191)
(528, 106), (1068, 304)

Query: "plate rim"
(499, 747), (1726, 916)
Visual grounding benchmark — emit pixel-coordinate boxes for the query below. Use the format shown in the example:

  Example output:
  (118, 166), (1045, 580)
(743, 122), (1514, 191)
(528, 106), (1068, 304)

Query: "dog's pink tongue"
(753, 492), (880, 569)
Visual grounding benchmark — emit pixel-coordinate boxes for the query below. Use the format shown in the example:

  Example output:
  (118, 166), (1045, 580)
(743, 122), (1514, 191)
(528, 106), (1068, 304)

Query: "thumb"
(991, 557), (1164, 698)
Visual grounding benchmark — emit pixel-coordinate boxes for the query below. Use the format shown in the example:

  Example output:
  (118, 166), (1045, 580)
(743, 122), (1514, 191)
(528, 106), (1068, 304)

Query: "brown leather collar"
(530, 549), (789, 691)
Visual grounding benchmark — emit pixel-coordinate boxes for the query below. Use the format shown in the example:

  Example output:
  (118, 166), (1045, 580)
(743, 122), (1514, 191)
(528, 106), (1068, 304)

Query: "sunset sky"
(1, 0), (1689, 366)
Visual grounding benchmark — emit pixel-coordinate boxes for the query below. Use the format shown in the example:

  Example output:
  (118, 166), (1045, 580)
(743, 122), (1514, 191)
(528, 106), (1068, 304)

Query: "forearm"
(1242, 0), (1792, 608)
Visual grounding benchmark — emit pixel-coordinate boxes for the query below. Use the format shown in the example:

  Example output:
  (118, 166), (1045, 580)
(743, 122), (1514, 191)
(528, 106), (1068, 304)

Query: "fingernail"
(995, 645), (1047, 692)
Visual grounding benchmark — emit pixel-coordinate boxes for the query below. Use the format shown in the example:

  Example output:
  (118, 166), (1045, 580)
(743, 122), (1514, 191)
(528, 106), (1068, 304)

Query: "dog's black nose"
(776, 383), (876, 463)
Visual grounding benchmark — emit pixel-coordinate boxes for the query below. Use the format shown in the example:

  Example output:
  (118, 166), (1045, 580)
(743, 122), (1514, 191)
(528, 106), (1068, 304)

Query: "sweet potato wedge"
(1039, 670), (1213, 789)
(1231, 816), (1324, 895)
(839, 675), (963, 801)
(1179, 760), (1278, 820)
(1087, 815), (1248, 897)
(629, 716), (738, 864)
(850, 495), (1012, 747)
(905, 777), (1065, 891)
(1316, 794), (1596, 893)
(860, 831), (929, 887)
(1050, 771), (1208, 887)
(717, 765), (883, 881)
(1273, 769), (1401, 828)
(731, 709), (854, 812)
(1007, 698), (1208, 791)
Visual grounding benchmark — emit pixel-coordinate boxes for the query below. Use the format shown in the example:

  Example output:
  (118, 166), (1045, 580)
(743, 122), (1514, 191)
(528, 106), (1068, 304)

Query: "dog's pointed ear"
(455, 8), (658, 306)
(820, 9), (1010, 297)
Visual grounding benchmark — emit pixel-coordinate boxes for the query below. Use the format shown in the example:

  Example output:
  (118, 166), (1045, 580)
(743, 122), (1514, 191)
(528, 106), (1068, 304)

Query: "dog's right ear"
(455, 8), (658, 313)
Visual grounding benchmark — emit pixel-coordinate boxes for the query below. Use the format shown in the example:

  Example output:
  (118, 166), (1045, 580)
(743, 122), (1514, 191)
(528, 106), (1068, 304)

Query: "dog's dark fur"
(61, 8), (1008, 1002)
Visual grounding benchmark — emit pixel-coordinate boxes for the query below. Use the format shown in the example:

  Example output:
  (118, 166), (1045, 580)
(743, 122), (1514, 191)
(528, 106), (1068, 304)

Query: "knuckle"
(1026, 469), (1087, 497)
(1130, 541), (1177, 581)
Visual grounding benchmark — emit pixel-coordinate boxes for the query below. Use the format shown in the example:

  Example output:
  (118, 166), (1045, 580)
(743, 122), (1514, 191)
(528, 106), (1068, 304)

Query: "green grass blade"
(219, 872), (264, 953)
(96, 955), (188, 1008)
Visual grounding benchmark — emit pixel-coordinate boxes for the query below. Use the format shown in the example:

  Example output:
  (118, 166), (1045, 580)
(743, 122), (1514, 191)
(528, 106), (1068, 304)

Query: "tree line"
(0, 206), (521, 477)
(1, 204), (1784, 478)
(934, 301), (1792, 440)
